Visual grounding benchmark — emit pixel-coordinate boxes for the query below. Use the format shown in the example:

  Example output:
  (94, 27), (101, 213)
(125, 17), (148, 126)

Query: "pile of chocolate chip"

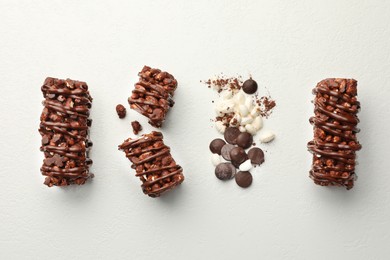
(210, 126), (265, 188)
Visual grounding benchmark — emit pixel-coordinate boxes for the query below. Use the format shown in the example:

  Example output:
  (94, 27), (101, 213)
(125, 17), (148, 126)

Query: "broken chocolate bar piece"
(307, 78), (361, 190)
(128, 66), (177, 127)
(39, 77), (93, 186)
(118, 131), (184, 197)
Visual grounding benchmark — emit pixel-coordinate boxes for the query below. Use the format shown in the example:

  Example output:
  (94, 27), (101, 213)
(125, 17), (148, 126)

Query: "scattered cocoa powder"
(257, 96), (276, 118)
(203, 74), (243, 93)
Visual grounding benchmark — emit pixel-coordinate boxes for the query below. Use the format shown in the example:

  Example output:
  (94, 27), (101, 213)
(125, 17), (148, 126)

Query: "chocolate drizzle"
(119, 131), (184, 197)
(39, 77), (93, 186)
(307, 78), (361, 189)
(128, 66), (177, 127)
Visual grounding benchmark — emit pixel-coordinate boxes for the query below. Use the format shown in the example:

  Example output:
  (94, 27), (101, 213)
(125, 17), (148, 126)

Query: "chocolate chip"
(224, 127), (241, 144)
(116, 104), (126, 119)
(230, 147), (247, 165)
(235, 171), (253, 188)
(248, 147), (265, 166)
(209, 138), (226, 155)
(221, 144), (235, 161)
(215, 163), (236, 180)
(242, 79), (258, 94)
(236, 132), (253, 149)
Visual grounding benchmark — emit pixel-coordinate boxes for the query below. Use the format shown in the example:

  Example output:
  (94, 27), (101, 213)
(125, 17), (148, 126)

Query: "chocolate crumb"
(116, 104), (126, 119)
(131, 120), (142, 135)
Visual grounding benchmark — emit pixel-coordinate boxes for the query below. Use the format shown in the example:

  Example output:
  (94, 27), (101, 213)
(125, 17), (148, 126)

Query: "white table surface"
(1, 1), (390, 259)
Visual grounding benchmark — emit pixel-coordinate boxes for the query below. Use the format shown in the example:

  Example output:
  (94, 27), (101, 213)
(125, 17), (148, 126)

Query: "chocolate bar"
(307, 78), (361, 189)
(118, 131), (184, 197)
(39, 77), (93, 186)
(128, 66), (177, 127)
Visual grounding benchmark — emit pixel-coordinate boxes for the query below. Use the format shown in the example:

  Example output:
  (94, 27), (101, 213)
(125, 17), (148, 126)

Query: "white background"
(1, 1), (390, 259)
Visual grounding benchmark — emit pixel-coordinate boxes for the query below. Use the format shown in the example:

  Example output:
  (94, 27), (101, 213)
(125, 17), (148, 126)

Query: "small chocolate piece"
(215, 163), (236, 180)
(236, 132), (253, 149)
(224, 127), (241, 144)
(128, 66), (177, 127)
(242, 79), (258, 94)
(131, 120), (142, 135)
(116, 104), (126, 118)
(247, 147), (265, 166)
(41, 135), (49, 145)
(118, 131), (184, 197)
(307, 78), (361, 190)
(39, 77), (93, 187)
(209, 138), (226, 155)
(235, 171), (253, 188)
(221, 144), (235, 161)
(230, 147), (247, 165)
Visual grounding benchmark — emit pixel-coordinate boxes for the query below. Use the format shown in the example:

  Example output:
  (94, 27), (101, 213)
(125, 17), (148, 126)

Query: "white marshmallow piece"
(245, 124), (257, 135)
(230, 114), (241, 126)
(234, 91), (245, 104)
(239, 160), (252, 172)
(239, 104), (249, 117)
(259, 130), (275, 143)
(220, 100), (235, 113)
(221, 89), (233, 100)
(215, 121), (226, 134)
(215, 110), (224, 117)
(211, 154), (222, 166)
(239, 126), (246, 132)
(252, 116), (263, 131)
(214, 101), (224, 114)
(250, 105), (261, 117)
(240, 116), (254, 126)
(244, 96), (254, 111)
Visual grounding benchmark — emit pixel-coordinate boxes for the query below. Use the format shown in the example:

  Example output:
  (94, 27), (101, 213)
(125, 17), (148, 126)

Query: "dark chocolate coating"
(307, 78), (361, 190)
(39, 77), (93, 187)
(119, 131), (184, 197)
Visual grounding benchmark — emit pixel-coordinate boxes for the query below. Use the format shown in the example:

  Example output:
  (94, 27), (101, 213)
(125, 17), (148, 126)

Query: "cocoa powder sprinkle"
(257, 96), (276, 118)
